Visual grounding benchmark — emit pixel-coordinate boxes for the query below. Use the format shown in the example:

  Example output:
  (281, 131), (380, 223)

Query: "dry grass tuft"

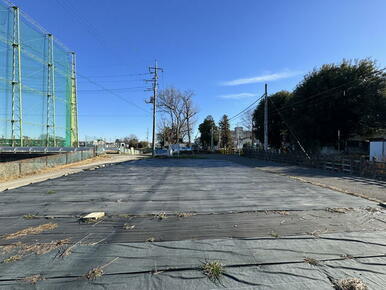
(21, 238), (70, 255)
(340, 254), (354, 259)
(23, 214), (39, 220)
(84, 257), (119, 280)
(364, 207), (380, 213)
(202, 261), (224, 283)
(2, 223), (58, 240)
(334, 278), (368, 290)
(307, 228), (328, 238)
(154, 212), (167, 220)
(176, 212), (194, 218)
(270, 231), (280, 238)
(273, 210), (289, 216)
(22, 274), (44, 284)
(117, 214), (133, 218)
(304, 257), (320, 266)
(0, 242), (22, 254)
(123, 224), (135, 230)
(146, 237), (155, 242)
(85, 267), (104, 280)
(326, 208), (353, 214)
(2, 255), (22, 263)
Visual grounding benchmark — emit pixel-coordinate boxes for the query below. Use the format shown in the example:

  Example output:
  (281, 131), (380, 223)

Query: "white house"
(370, 139), (386, 162)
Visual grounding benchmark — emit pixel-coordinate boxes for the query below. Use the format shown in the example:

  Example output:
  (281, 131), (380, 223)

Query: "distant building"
(231, 127), (252, 149)
(369, 138), (386, 162)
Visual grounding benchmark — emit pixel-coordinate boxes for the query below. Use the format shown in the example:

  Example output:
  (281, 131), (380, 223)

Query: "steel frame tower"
(70, 52), (78, 147)
(46, 33), (56, 147)
(11, 6), (23, 147)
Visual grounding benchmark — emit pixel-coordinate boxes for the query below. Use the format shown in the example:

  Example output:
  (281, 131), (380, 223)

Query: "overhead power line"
(77, 73), (150, 114)
(229, 93), (265, 121)
(269, 98), (310, 159)
(77, 73), (151, 79)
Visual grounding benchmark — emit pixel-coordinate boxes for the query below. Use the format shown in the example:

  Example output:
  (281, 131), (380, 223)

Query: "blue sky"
(10, 0), (386, 141)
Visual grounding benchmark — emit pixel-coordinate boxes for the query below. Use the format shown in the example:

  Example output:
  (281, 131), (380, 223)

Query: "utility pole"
(251, 116), (254, 148)
(146, 60), (163, 157)
(264, 83), (268, 151)
(210, 126), (214, 151)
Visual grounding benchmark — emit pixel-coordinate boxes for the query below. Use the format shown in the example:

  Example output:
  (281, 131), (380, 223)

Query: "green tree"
(218, 115), (233, 149)
(288, 59), (386, 151)
(198, 115), (218, 149)
(253, 91), (292, 149)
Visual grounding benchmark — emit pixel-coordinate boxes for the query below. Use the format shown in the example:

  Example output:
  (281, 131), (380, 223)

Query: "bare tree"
(241, 109), (254, 131)
(158, 87), (198, 145)
(181, 90), (198, 146)
(241, 109), (255, 145)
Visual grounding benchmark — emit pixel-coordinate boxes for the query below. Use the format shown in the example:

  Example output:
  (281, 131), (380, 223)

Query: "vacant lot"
(0, 157), (385, 289)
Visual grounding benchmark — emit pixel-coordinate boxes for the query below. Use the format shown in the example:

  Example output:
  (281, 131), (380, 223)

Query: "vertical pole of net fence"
(70, 52), (78, 147)
(51, 35), (56, 147)
(11, 6), (23, 147)
(46, 34), (56, 147)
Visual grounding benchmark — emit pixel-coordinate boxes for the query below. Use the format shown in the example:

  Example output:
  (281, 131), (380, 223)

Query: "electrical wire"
(77, 72), (150, 114)
(229, 94), (265, 121)
(268, 98), (310, 159)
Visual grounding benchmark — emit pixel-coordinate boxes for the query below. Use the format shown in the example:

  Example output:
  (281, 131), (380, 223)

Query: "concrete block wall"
(0, 162), (20, 180)
(0, 149), (95, 180)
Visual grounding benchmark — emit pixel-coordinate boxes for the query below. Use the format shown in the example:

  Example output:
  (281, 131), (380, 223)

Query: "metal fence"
(244, 149), (386, 180)
(0, 0), (78, 147)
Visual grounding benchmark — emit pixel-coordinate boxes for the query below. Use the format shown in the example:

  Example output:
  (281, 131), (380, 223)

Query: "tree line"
(198, 115), (233, 150)
(253, 59), (386, 152)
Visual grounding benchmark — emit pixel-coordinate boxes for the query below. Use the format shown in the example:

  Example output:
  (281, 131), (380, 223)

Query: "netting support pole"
(70, 52), (78, 147)
(11, 6), (23, 147)
(46, 33), (56, 147)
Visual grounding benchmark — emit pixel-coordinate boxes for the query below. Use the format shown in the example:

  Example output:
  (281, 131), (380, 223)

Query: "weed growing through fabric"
(85, 267), (104, 280)
(2, 255), (22, 263)
(304, 257), (320, 266)
(23, 214), (39, 220)
(333, 278), (368, 290)
(22, 275), (44, 284)
(84, 257), (119, 280)
(123, 224), (135, 230)
(202, 261), (224, 283)
(326, 207), (353, 214)
(47, 190), (56, 194)
(270, 231), (279, 238)
(154, 212), (167, 220)
(176, 212), (194, 218)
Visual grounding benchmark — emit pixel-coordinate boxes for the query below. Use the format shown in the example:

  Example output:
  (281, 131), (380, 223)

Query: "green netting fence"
(0, 0), (76, 147)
